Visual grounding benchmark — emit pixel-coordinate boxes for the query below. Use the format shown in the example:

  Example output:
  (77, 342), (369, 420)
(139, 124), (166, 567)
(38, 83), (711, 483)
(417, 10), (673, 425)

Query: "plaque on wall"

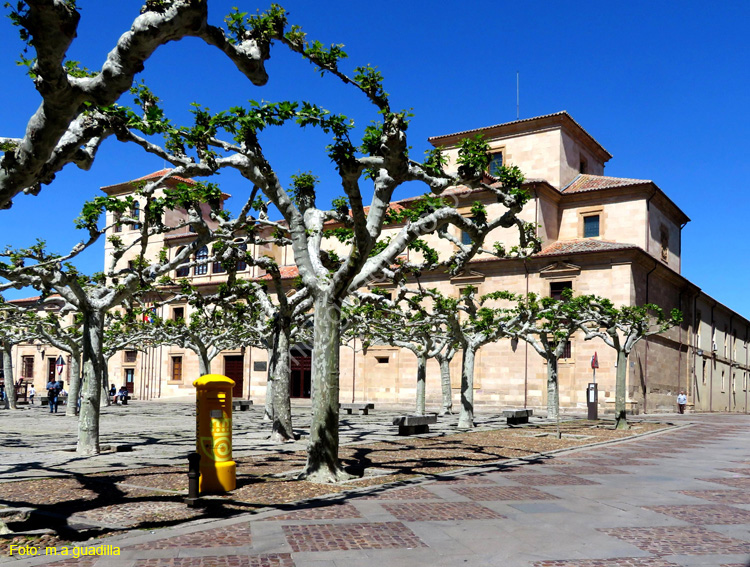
(253, 361), (267, 372)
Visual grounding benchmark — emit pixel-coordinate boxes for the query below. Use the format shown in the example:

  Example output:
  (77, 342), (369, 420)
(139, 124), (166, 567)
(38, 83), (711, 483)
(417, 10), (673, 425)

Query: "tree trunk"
(303, 295), (349, 482)
(99, 367), (111, 408)
(547, 355), (559, 420)
(197, 346), (211, 377)
(2, 343), (16, 410)
(438, 355), (453, 415)
(415, 354), (427, 416)
(77, 310), (106, 454)
(65, 351), (81, 417)
(615, 350), (629, 430)
(263, 346), (274, 423)
(458, 345), (477, 429)
(269, 321), (294, 443)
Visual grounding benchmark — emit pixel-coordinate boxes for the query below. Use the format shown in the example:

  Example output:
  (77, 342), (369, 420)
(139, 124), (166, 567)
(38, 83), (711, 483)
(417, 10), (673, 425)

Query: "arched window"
(175, 247), (189, 278)
(131, 201), (141, 230)
(194, 246), (208, 275)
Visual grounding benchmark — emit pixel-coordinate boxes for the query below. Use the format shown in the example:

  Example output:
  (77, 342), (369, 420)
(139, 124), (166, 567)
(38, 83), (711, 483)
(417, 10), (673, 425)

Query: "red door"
(224, 356), (244, 398)
(290, 357), (312, 398)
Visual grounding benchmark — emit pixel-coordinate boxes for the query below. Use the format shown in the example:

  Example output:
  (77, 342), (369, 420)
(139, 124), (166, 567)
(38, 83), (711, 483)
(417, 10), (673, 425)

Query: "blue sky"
(1, 1), (748, 315)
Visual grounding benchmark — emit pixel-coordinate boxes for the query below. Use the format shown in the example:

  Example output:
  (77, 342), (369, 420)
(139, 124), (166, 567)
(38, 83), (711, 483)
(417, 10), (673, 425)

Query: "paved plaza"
(2, 403), (750, 566)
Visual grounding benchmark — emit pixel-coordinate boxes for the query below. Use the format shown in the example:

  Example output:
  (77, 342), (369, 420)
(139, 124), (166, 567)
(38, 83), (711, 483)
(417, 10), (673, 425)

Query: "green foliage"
(224, 4), (288, 45)
(353, 65), (388, 105)
(289, 172), (318, 208)
(423, 147), (447, 177)
(303, 40), (348, 76)
(456, 135), (490, 180)
(63, 59), (98, 78)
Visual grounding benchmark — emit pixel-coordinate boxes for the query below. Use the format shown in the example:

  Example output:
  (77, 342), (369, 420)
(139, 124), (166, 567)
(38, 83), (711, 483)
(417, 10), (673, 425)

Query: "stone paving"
(4, 413), (750, 566)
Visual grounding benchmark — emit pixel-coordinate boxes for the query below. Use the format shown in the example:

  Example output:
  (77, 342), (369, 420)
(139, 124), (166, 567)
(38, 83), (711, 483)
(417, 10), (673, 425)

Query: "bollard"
(185, 452), (201, 507)
(193, 374), (236, 493)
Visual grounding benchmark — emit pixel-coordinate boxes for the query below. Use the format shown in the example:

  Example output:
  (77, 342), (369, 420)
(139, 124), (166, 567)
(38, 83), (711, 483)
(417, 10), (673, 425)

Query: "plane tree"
(0, 300), (41, 409)
(580, 299), (682, 429)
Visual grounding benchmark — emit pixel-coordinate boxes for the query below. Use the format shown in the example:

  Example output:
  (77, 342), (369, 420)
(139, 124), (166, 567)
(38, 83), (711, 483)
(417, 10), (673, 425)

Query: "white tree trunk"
(615, 350), (629, 430)
(263, 346), (274, 423)
(65, 352), (81, 417)
(438, 355), (453, 415)
(304, 295), (349, 482)
(415, 354), (427, 416)
(547, 355), (559, 420)
(77, 310), (106, 454)
(197, 347), (211, 377)
(269, 322), (294, 443)
(458, 345), (477, 429)
(2, 344), (16, 410)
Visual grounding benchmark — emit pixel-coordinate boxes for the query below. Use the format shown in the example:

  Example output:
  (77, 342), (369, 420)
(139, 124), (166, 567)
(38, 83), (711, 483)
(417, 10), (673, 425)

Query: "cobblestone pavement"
(3, 413), (750, 566)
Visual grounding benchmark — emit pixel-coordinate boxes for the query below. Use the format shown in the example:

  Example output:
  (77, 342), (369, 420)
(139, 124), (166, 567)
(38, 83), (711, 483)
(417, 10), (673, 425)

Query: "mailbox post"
(587, 382), (598, 420)
(193, 374), (236, 493)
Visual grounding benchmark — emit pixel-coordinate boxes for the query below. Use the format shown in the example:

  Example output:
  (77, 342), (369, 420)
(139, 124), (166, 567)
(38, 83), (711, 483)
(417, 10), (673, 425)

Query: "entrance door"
(48, 357), (57, 382)
(224, 356), (244, 398)
(125, 369), (135, 393)
(290, 356), (312, 398)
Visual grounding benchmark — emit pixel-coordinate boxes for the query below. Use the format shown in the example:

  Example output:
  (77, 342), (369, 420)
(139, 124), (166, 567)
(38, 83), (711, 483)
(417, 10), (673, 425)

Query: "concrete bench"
(340, 403), (374, 415)
(232, 399), (254, 411)
(393, 414), (437, 435)
(503, 408), (533, 425)
(40, 395), (68, 406)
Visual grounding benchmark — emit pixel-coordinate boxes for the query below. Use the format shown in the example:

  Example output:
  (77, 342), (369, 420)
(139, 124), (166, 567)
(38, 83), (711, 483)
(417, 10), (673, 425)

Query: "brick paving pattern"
(598, 526), (750, 556)
(451, 486), (560, 501)
(574, 457), (657, 466)
(503, 473), (599, 486)
(382, 501), (505, 521)
(358, 486), (441, 500)
(679, 490), (750, 504)
(430, 475), (498, 485)
(260, 503), (362, 521)
(134, 555), (294, 567)
(532, 559), (680, 567)
(545, 464), (631, 475)
(130, 524), (253, 549)
(71, 500), (201, 527)
(281, 522), (427, 552)
(645, 504), (750, 524)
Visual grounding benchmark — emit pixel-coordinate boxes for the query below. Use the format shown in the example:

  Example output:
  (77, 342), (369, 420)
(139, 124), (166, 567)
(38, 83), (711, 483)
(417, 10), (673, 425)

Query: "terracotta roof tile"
(101, 169), (198, 192)
(537, 239), (639, 256)
(255, 266), (299, 281)
(562, 174), (651, 194)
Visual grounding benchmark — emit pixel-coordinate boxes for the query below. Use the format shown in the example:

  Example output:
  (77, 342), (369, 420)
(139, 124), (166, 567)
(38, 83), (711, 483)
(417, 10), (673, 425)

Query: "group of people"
(109, 384), (130, 405)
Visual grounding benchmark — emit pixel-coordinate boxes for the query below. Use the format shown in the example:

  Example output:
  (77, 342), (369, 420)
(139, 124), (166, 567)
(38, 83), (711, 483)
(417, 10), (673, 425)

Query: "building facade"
(6, 112), (749, 414)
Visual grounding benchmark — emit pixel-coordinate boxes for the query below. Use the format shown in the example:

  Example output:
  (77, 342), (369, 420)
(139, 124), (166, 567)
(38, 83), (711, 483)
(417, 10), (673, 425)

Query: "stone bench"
(503, 408), (533, 425)
(340, 403), (374, 415)
(232, 399), (254, 411)
(40, 395), (68, 406)
(393, 414), (437, 435)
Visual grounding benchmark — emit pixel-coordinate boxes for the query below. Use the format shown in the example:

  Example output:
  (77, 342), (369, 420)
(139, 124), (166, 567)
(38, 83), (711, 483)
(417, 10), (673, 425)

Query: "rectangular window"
(560, 341), (572, 359)
(114, 212), (122, 233)
(22, 356), (34, 380)
(171, 356), (183, 382)
(213, 261), (226, 274)
(583, 215), (600, 238)
(488, 151), (503, 176)
(550, 281), (573, 301)
(124, 350), (137, 363)
(172, 307), (184, 321)
(375, 356), (389, 364)
(461, 230), (472, 245)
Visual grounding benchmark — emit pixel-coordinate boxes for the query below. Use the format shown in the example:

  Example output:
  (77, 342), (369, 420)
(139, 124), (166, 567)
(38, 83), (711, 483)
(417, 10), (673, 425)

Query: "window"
(660, 226), (669, 262)
(124, 350), (137, 363)
(375, 356), (389, 364)
(550, 281), (572, 301)
(194, 246), (208, 275)
(579, 157), (588, 174)
(131, 202), (141, 230)
(114, 212), (122, 233)
(213, 261), (226, 274)
(236, 243), (248, 271)
(560, 341), (572, 359)
(171, 356), (183, 382)
(172, 306), (184, 321)
(461, 230), (472, 245)
(583, 215), (600, 238)
(22, 356), (34, 380)
(488, 151), (503, 176)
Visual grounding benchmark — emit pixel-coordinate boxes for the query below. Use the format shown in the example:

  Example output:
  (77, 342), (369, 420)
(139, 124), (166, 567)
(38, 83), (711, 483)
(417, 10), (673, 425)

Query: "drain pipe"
(523, 259), (530, 409)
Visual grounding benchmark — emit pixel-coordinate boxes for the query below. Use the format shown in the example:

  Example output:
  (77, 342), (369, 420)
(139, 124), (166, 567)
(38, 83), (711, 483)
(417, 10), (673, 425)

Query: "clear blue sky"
(1, 1), (748, 316)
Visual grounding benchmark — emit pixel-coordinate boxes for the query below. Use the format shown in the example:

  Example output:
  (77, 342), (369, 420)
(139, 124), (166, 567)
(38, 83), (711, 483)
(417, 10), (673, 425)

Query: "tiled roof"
(256, 266), (299, 281)
(562, 174), (651, 194)
(101, 169), (197, 192)
(537, 239), (639, 256)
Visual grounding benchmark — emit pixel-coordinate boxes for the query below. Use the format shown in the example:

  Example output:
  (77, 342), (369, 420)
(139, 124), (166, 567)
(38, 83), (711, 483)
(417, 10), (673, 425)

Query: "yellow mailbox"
(193, 374), (236, 493)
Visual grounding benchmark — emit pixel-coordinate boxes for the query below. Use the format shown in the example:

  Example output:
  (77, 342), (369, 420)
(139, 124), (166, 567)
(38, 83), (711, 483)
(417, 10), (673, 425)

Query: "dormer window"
(583, 215), (600, 238)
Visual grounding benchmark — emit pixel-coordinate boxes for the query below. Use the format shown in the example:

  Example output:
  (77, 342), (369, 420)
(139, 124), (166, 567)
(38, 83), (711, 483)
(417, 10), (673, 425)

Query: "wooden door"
(224, 355), (244, 398)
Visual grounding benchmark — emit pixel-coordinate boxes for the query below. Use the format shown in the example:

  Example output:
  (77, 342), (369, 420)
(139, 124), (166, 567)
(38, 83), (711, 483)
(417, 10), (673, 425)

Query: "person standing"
(46, 379), (59, 413)
(677, 391), (687, 414)
(28, 384), (35, 405)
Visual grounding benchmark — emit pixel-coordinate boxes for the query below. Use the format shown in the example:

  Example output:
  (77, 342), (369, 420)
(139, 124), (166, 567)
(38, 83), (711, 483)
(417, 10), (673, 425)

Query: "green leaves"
(456, 135), (490, 181)
(224, 4), (288, 45)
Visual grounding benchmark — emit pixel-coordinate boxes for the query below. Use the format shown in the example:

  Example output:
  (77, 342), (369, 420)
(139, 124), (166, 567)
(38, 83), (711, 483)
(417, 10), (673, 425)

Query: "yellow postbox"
(193, 374), (236, 493)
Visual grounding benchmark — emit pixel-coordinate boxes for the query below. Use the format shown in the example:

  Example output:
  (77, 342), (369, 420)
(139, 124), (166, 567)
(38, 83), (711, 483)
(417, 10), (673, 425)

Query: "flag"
(55, 355), (65, 375)
(143, 306), (156, 324)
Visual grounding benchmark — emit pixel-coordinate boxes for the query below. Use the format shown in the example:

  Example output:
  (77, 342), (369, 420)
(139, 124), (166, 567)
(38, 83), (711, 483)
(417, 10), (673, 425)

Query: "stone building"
(6, 112), (749, 414)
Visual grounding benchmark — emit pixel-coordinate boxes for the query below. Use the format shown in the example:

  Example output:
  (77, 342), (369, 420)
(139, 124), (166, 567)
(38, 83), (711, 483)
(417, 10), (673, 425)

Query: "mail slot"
(193, 374), (236, 493)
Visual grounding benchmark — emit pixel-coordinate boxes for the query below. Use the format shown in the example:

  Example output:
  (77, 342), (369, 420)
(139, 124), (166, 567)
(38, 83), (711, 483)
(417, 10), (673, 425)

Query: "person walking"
(46, 379), (59, 413)
(28, 384), (35, 405)
(677, 391), (687, 414)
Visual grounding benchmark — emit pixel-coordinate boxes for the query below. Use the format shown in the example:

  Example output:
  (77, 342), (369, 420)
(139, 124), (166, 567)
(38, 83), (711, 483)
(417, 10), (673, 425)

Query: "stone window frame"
(169, 355), (183, 384)
(577, 205), (605, 239)
(486, 145), (506, 177)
